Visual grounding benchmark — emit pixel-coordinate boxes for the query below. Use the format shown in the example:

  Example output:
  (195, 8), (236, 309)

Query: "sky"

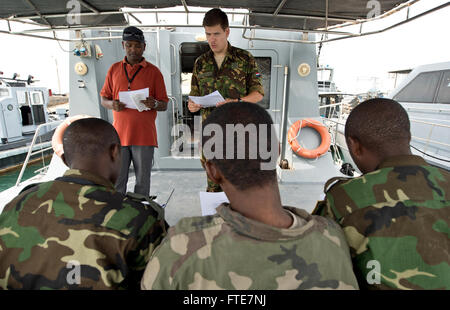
(318, 0), (450, 94)
(0, 0), (448, 95)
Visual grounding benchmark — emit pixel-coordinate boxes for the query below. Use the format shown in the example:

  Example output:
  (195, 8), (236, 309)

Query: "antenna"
(162, 188), (175, 209)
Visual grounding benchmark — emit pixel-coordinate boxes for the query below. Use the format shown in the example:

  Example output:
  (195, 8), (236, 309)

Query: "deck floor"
(127, 169), (325, 226)
(0, 162), (327, 225)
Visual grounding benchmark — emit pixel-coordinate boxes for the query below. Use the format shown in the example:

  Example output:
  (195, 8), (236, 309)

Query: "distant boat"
(0, 74), (68, 171)
(388, 61), (450, 170)
(329, 61), (450, 172)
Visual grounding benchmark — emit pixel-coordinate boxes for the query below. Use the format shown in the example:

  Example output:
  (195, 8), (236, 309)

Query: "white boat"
(388, 61), (450, 170)
(329, 61), (450, 173)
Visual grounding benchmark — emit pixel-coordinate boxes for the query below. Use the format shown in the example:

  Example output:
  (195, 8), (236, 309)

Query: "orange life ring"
(51, 115), (92, 158)
(287, 118), (331, 159)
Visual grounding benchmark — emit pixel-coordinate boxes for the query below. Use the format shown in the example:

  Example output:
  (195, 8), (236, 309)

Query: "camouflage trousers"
(200, 107), (222, 192)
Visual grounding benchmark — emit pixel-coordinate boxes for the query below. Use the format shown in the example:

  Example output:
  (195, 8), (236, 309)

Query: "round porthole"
(75, 62), (88, 76)
(297, 63), (311, 77)
(7, 104), (13, 111)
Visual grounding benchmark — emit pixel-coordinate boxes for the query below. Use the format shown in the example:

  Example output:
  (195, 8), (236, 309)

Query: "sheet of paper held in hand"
(118, 88), (149, 112)
(189, 90), (225, 108)
(199, 191), (229, 216)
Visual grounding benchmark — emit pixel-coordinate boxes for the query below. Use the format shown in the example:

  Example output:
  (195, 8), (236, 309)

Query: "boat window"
(32, 93), (41, 104)
(180, 42), (210, 74)
(394, 71), (441, 103)
(181, 73), (192, 95)
(0, 88), (9, 97)
(436, 70), (450, 104)
(254, 57), (271, 110)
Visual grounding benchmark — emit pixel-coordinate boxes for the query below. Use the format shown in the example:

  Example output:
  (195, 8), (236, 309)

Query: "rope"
(288, 120), (302, 144)
(53, 31), (73, 53)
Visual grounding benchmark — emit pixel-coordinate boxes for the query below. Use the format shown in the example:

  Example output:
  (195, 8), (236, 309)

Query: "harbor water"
(0, 156), (51, 193)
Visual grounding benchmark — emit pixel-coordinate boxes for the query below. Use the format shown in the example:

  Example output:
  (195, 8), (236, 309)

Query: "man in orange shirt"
(100, 26), (169, 197)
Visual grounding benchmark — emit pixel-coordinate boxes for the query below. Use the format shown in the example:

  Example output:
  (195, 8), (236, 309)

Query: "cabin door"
(29, 91), (46, 125)
(169, 41), (280, 158)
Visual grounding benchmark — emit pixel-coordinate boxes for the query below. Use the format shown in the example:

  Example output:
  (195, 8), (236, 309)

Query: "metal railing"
(319, 107), (348, 165)
(409, 118), (450, 155)
(15, 120), (62, 186)
(319, 102), (450, 165)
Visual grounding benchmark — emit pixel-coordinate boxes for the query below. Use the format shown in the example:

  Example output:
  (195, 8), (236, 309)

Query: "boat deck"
(144, 170), (325, 226)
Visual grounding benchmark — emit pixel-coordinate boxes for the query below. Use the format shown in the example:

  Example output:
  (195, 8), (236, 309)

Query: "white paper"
(189, 90), (225, 108)
(118, 88), (150, 112)
(199, 191), (229, 216)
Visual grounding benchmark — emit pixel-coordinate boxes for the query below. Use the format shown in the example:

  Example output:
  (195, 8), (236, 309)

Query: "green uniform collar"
(216, 203), (322, 241)
(225, 42), (237, 60)
(206, 41), (237, 62)
(378, 154), (428, 169)
(63, 169), (115, 190)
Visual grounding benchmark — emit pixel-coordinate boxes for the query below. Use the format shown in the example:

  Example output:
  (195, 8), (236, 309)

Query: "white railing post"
(15, 120), (62, 187)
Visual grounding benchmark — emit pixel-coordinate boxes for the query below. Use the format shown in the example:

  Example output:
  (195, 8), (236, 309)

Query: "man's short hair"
(202, 102), (277, 191)
(345, 98), (411, 154)
(63, 118), (120, 166)
(202, 8), (229, 30)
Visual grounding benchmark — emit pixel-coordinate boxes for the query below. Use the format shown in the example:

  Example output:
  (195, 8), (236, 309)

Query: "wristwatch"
(153, 100), (159, 109)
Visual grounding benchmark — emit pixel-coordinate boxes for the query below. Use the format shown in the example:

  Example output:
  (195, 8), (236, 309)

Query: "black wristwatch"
(237, 97), (243, 103)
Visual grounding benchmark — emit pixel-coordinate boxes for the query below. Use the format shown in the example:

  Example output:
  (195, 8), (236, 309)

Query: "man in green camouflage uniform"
(0, 118), (167, 290)
(141, 102), (358, 290)
(313, 98), (450, 290)
(188, 8), (264, 192)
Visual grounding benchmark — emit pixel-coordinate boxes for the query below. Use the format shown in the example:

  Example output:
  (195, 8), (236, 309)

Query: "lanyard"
(123, 62), (143, 90)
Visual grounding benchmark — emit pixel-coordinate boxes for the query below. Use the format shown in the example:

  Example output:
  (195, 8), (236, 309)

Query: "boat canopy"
(0, 0), (448, 43)
(0, 0), (422, 28)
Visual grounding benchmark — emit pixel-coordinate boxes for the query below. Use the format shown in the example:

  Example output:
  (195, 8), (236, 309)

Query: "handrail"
(29, 145), (53, 157)
(411, 136), (450, 148)
(318, 102), (349, 109)
(170, 44), (177, 76)
(410, 119), (450, 128)
(321, 117), (346, 127)
(15, 120), (62, 186)
(404, 106), (450, 113)
(323, 116), (449, 157)
(168, 96), (180, 142)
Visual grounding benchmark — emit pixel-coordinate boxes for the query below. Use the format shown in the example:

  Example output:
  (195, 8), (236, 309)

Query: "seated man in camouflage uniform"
(0, 118), (167, 290)
(141, 102), (358, 290)
(313, 98), (450, 290)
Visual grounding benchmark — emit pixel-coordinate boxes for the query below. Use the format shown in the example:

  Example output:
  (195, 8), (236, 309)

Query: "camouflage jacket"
(141, 204), (359, 290)
(190, 42), (264, 120)
(313, 155), (450, 290)
(0, 169), (168, 290)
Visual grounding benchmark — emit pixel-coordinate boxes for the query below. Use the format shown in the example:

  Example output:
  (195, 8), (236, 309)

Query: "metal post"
(15, 121), (62, 186)
(279, 66), (289, 161)
(156, 27), (160, 68)
(424, 124), (435, 154)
